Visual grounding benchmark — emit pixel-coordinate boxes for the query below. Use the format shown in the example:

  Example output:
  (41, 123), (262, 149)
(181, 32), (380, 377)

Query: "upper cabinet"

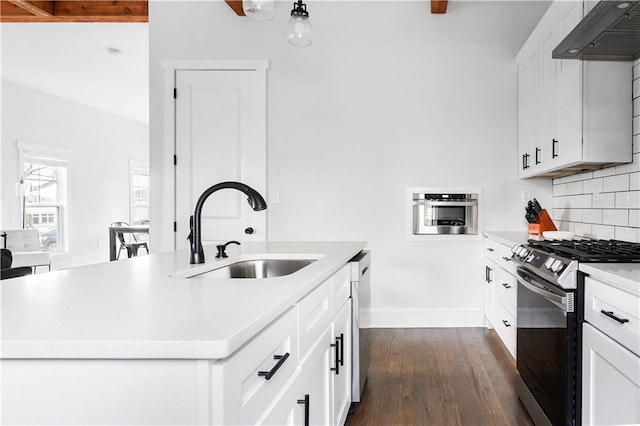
(515, 1), (633, 179)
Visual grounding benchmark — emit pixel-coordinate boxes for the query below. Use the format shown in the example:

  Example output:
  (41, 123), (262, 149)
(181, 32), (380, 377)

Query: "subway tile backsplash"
(552, 60), (640, 243)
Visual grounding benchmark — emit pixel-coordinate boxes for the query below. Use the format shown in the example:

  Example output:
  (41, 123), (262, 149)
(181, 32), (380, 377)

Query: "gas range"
(510, 239), (640, 290)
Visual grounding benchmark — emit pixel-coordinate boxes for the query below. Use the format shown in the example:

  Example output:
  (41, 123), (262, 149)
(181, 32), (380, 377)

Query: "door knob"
(245, 227), (254, 235)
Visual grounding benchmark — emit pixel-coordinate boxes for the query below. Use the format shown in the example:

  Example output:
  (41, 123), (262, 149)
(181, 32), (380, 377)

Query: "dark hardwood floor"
(346, 328), (533, 426)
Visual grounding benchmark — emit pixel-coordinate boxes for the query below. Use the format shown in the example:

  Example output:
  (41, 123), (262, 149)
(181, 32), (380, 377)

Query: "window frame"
(17, 141), (70, 253)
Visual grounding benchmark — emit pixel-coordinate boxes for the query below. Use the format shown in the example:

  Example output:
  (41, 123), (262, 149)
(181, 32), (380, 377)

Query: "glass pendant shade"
(286, 15), (312, 47)
(243, 0), (275, 21)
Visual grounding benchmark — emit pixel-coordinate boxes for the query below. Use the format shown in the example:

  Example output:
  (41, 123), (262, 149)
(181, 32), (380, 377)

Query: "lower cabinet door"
(258, 371), (304, 426)
(583, 323), (640, 426)
(300, 325), (333, 426)
(331, 301), (352, 426)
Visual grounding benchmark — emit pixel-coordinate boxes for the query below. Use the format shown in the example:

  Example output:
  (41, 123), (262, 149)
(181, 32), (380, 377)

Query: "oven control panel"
(511, 245), (566, 273)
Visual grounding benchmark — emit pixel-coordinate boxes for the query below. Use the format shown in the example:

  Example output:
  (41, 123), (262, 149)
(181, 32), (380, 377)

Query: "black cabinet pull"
(522, 154), (527, 170)
(338, 333), (344, 366)
(502, 319), (511, 327)
(552, 138), (558, 158)
(297, 394), (309, 426)
(502, 283), (511, 289)
(258, 352), (290, 380)
(535, 147), (541, 165)
(485, 266), (493, 283)
(502, 256), (512, 262)
(600, 310), (629, 324)
(330, 337), (340, 375)
(487, 247), (495, 252)
(525, 153), (530, 169)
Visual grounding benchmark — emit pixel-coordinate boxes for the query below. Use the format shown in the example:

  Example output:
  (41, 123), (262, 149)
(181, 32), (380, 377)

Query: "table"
(108, 225), (149, 261)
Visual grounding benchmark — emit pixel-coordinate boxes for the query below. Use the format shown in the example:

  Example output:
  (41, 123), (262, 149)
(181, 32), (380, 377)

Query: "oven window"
(517, 281), (574, 426)
(432, 206), (465, 226)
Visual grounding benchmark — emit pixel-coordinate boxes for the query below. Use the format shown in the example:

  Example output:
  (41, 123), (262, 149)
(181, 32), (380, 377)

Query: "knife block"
(528, 210), (557, 235)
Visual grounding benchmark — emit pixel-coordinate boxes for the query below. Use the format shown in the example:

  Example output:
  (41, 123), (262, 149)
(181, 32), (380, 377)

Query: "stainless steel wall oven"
(412, 193), (478, 235)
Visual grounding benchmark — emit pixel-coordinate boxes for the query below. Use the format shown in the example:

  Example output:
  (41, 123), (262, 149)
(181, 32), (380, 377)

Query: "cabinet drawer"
(211, 307), (299, 425)
(485, 239), (516, 274)
(331, 265), (350, 316)
(297, 279), (331, 361)
(496, 269), (517, 318)
(584, 277), (639, 357)
(494, 302), (516, 359)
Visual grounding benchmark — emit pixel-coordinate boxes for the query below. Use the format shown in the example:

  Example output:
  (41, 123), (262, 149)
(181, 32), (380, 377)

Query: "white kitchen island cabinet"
(1, 241), (366, 425)
(515, 0), (632, 178)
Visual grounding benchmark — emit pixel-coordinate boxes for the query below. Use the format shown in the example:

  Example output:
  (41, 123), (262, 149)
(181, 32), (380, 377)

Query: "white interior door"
(175, 69), (266, 250)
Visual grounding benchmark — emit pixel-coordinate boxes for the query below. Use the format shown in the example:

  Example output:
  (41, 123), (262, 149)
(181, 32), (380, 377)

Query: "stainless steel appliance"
(349, 250), (370, 406)
(511, 239), (640, 426)
(412, 193), (478, 235)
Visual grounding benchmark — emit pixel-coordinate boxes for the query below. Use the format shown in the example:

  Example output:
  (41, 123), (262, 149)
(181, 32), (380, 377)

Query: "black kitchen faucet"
(188, 182), (266, 264)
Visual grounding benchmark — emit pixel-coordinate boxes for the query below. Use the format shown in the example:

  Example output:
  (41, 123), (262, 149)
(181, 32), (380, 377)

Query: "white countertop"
(579, 263), (640, 297)
(1, 241), (365, 360)
(483, 231), (536, 247)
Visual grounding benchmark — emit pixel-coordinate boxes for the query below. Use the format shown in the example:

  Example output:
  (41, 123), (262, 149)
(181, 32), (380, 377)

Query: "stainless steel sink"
(191, 258), (316, 279)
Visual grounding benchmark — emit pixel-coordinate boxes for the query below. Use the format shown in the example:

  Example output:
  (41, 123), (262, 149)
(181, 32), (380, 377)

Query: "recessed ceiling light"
(616, 2), (630, 9)
(568, 48), (579, 54)
(107, 47), (122, 56)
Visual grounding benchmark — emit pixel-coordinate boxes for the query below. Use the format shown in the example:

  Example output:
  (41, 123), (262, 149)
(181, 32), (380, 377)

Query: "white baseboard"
(361, 307), (485, 328)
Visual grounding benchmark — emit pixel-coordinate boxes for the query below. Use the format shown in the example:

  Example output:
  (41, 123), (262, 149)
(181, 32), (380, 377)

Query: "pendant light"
(243, 0), (275, 21)
(286, 0), (312, 47)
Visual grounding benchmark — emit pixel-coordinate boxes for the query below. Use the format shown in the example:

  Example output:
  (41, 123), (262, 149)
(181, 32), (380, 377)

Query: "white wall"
(1, 81), (149, 268)
(149, 1), (552, 327)
(552, 59), (640, 242)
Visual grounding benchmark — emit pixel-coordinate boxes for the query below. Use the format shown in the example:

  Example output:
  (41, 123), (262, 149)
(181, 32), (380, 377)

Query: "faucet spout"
(189, 181), (267, 264)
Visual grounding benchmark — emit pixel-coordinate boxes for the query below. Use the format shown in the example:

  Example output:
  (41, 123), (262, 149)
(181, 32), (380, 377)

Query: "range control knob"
(544, 258), (555, 270)
(550, 259), (564, 273)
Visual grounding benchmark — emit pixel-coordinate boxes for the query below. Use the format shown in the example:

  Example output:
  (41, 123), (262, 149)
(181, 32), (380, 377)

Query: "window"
(18, 142), (69, 253)
(129, 160), (149, 225)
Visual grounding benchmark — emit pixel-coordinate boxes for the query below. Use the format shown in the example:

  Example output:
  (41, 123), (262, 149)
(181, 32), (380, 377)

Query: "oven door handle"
(417, 201), (478, 207)
(516, 274), (569, 312)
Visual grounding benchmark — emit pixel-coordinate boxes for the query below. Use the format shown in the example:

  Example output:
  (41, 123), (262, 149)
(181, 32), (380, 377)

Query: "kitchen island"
(1, 241), (366, 425)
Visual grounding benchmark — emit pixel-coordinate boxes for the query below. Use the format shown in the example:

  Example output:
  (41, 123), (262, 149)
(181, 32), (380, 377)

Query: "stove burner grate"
(528, 239), (640, 263)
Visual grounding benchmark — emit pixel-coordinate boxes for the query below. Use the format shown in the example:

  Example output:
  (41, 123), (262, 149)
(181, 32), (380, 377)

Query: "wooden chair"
(110, 222), (149, 260)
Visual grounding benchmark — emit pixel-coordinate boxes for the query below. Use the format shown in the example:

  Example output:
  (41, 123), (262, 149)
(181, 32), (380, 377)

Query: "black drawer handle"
(502, 283), (512, 289)
(552, 138), (558, 158)
(502, 256), (512, 262)
(258, 352), (290, 380)
(297, 394), (309, 426)
(600, 310), (629, 324)
(502, 320), (511, 327)
(338, 333), (344, 366)
(330, 338), (340, 375)
(487, 248), (495, 252)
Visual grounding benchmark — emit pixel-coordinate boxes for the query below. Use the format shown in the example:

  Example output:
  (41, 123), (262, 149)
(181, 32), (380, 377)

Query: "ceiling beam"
(0, 0), (148, 22)
(431, 0), (448, 14)
(6, 0), (52, 16)
(224, 0), (245, 16)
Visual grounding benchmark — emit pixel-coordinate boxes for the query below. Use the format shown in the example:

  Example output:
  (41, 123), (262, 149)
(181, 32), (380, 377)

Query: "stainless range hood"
(553, 0), (640, 60)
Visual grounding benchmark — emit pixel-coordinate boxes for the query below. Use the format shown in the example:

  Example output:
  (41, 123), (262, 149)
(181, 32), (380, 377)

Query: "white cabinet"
(260, 264), (353, 426)
(331, 301), (352, 426)
(515, 0), (632, 178)
(582, 277), (640, 425)
(211, 307), (299, 425)
(484, 237), (517, 358)
(583, 324), (640, 425)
